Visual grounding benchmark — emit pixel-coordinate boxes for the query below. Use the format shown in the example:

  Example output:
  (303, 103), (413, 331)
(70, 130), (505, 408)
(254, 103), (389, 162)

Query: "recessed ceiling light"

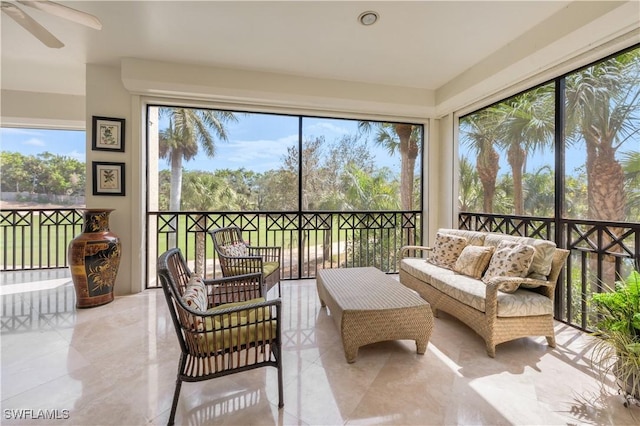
(358, 11), (379, 26)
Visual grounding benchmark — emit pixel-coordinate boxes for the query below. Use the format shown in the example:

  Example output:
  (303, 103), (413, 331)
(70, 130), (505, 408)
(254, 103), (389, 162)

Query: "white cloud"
(64, 150), (85, 161)
(304, 121), (350, 136)
(224, 137), (293, 166)
(23, 138), (46, 147)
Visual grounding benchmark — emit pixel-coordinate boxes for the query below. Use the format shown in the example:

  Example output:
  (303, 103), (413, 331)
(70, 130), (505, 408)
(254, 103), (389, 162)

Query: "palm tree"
(565, 49), (640, 224)
(358, 122), (422, 211)
(181, 172), (239, 275)
(494, 84), (555, 215)
(459, 110), (501, 213)
(158, 107), (238, 212)
(458, 156), (481, 211)
(342, 163), (400, 270)
(342, 164), (399, 211)
(523, 166), (554, 216)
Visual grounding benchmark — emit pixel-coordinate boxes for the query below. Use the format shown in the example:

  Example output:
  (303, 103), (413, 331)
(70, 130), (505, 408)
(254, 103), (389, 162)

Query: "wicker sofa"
(399, 229), (569, 357)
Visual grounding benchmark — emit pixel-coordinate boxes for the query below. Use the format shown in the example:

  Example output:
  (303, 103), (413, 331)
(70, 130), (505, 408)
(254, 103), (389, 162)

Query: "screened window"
(148, 107), (424, 214)
(458, 83), (555, 216)
(564, 49), (640, 223)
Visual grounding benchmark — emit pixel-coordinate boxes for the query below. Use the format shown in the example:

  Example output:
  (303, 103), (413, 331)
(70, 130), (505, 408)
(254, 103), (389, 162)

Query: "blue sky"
(0, 115), (404, 175)
(6, 118), (636, 178)
(153, 113), (403, 174)
(0, 127), (85, 161)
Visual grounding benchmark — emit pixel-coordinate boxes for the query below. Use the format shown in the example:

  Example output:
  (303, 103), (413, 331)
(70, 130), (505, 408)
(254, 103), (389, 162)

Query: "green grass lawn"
(0, 222), (80, 268)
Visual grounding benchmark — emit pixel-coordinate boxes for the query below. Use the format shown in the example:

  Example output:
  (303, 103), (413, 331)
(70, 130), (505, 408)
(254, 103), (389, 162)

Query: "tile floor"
(1, 270), (639, 425)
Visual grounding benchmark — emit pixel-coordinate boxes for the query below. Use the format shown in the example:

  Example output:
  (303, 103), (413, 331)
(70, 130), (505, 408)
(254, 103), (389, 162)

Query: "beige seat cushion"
(401, 258), (457, 284)
(430, 273), (553, 317)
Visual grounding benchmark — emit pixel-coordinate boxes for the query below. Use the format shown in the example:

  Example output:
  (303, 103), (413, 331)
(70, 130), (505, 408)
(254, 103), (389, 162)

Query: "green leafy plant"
(591, 269), (640, 406)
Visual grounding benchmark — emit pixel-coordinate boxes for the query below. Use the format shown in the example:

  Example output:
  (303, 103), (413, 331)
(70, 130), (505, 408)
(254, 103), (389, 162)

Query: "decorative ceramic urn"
(68, 208), (121, 308)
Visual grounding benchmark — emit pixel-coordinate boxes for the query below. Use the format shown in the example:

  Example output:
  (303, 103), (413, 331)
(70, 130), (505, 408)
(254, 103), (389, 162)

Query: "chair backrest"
(157, 248), (194, 353)
(211, 226), (246, 252)
(158, 247), (192, 296)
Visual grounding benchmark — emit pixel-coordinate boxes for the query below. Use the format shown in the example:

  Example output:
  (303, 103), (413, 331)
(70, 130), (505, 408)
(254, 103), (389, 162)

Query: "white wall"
(0, 89), (84, 129)
(426, 114), (457, 245)
(120, 58), (435, 121)
(85, 65), (138, 296)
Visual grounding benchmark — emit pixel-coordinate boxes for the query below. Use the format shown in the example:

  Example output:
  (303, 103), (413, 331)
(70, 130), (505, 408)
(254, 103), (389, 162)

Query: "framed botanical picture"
(92, 116), (125, 152)
(92, 161), (125, 196)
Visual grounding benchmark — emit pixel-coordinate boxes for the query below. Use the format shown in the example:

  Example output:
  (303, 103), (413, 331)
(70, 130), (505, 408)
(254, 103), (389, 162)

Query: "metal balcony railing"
(3, 207), (639, 333)
(0, 208), (82, 271)
(145, 210), (422, 286)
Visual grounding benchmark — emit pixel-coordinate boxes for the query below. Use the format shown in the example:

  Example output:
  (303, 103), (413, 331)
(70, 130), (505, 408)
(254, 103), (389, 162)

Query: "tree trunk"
(477, 146), (500, 213)
(323, 229), (331, 265)
(194, 215), (206, 275)
(395, 124), (418, 247)
(395, 124), (415, 211)
(585, 132), (626, 288)
(170, 153), (183, 211)
(587, 143), (626, 223)
(168, 153), (183, 248)
(508, 144), (526, 215)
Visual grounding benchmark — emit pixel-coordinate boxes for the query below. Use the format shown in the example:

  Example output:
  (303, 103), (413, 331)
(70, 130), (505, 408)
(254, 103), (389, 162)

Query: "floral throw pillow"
(182, 275), (207, 310)
(482, 241), (535, 293)
(453, 245), (495, 279)
(220, 242), (248, 257)
(427, 232), (468, 270)
(182, 275), (208, 330)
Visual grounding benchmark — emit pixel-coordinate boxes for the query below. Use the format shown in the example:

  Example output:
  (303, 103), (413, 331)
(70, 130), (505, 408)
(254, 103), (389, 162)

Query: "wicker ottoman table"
(317, 267), (434, 363)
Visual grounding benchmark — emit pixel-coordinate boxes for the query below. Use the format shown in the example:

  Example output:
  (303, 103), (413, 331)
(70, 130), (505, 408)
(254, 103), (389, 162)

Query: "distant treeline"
(1, 151), (85, 197)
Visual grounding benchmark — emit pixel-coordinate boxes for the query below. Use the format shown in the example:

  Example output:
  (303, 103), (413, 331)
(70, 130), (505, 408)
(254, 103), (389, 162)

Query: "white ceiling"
(0, 1), (637, 99)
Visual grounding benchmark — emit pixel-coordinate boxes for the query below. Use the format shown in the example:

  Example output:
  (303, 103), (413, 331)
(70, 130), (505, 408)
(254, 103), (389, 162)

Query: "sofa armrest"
(400, 245), (433, 259)
(483, 276), (554, 319)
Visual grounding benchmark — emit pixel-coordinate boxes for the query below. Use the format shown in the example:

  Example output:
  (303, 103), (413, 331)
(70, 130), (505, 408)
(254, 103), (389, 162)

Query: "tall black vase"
(68, 209), (121, 308)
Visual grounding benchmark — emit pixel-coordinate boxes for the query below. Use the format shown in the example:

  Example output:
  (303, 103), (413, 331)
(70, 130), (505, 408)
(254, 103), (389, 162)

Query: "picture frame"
(92, 116), (125, 152)
(92, 161), (125, 196)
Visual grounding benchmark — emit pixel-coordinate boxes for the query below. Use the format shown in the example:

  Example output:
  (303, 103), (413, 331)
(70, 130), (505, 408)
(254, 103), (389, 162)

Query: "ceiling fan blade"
(18, 0), (102, 30)
(1, 2), (64, 48)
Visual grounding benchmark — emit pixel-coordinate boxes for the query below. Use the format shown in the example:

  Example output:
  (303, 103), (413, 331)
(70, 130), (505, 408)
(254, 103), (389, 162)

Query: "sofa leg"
(486, 343), (496, 358)
(546, 335), (556, 348)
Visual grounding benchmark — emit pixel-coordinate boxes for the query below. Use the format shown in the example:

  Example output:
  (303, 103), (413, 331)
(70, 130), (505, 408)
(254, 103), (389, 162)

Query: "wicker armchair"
(157, 248), (283, 425)
(209, 226), (282, 297)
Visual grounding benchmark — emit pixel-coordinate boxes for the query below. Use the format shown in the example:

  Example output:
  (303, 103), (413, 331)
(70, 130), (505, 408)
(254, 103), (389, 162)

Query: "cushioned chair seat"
(200, 319), (278, 353)
(227, 261), (279, 278)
